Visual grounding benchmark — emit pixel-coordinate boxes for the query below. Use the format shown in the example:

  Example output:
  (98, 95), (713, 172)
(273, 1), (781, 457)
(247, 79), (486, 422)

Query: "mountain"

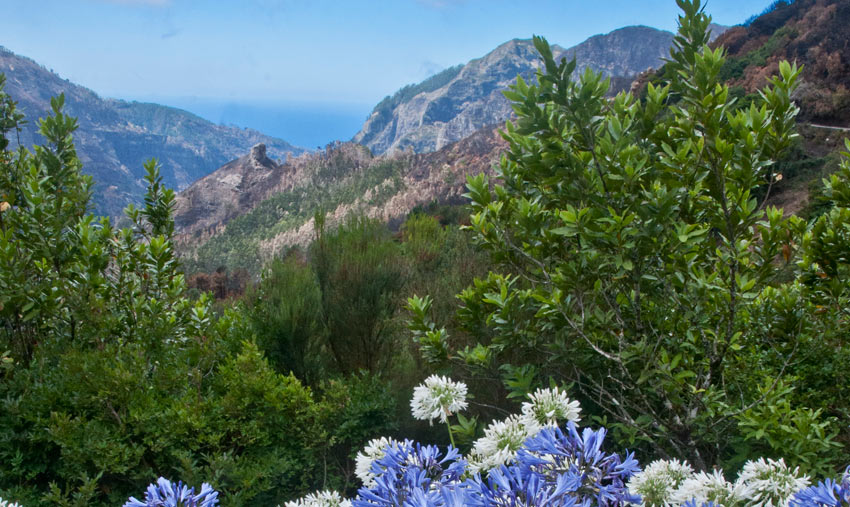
(175, 128), (506, 273)
(0, 46), (307, 217)
(714, 0), (850, 125)
(174, 25), (739, 273)
(702, 0), (850, 216)
(352, 26), (676, 155)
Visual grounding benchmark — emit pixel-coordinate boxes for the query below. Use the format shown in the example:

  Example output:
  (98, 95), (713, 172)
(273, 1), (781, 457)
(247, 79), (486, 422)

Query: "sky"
(1, 0), (777, 146)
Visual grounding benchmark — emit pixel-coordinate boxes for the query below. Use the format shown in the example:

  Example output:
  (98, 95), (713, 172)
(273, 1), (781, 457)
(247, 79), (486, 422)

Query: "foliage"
(408, 0), (850, 473)
(311, 217), (404, 374)
(0, 77), (352, 506)
(243, 256), (324, 382)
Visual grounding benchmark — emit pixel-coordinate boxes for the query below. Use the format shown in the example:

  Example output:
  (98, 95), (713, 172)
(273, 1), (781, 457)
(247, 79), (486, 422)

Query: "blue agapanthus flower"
(124, 477), (219, 507)
(791, 467), (850, 506)
(469, 422), (640, 506)
(352, 421), (640, 506)
(353, 440), (469, 506)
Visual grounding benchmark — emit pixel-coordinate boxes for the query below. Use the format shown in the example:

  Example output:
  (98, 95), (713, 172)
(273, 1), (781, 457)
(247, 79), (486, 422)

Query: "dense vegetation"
(408, 0), (850, 477)
(0, 76), (490, 504)
(3, 1), (850, 505)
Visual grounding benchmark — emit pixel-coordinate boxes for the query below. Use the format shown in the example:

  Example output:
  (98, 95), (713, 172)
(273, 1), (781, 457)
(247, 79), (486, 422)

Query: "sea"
(144, 97), (373, 151)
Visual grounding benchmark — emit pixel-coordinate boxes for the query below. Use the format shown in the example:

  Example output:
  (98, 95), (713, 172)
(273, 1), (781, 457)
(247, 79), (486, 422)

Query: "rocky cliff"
(353, 26), (676, 155)
(0, 46), (306, 216)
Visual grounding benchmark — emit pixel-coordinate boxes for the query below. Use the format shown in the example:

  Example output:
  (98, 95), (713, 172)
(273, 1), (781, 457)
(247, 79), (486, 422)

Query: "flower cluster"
(467, 414), (535, 474)
(467, 387), (583, 474)
(347, 421), (639, 506)
(353, 440), (467, 506)
(520, 386), (581, 428)
(129, 386), (846, 507)
(791, 466), (850, 507)
(627, 458), (693, 505)
(283, 490), (352, 507)
(123, 477), (219, 507)
(354, 436), (401, 488)
(410, 375), (469, 424)
(0, 498), (22, 507)
(628, 457), (810, 507)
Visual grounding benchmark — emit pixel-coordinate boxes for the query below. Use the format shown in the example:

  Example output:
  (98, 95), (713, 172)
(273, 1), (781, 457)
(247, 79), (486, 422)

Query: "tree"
(311, 216), (404, 374)
(410, 0), (845, 472)
(0, 76), (331, 506)
(245, 256), (324, 382)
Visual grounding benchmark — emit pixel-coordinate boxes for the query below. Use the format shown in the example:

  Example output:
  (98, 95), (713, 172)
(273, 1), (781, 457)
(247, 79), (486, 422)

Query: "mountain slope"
(175, 127), (507, 273)
(0, 46), (307, 216)
(353, 26), (676, 155)
(706, 0), (850, 216)
(714, 0), (850, 125)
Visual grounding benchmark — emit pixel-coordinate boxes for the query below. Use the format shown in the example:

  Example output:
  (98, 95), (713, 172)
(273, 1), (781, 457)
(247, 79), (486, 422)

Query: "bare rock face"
(353, 26), (675, 156)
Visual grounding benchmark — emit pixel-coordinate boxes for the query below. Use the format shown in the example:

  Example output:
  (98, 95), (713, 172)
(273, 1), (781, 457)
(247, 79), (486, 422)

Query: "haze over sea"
(123, 96), (372, 151)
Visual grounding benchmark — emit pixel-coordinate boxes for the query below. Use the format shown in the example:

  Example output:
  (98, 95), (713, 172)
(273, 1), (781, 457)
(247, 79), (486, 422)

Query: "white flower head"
(355, 436), (400, 487)
(734, 458), (810, 507)
(0, 499), (22, 507)
(627, 458), (694, 506)
(672, 469), (747, 507)
(283, 490), (351, 507)
(410, 375), (468, 424)
(467, 414), (540, 474)
(520, 387), (581, 428)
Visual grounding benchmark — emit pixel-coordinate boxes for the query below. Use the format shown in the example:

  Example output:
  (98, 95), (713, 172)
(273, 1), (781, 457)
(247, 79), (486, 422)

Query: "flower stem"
(446, 422), (456, 448)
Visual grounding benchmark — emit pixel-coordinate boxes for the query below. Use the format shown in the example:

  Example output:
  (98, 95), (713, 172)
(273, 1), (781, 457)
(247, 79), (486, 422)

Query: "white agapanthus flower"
(671, 469), (747, 507)
(734, 458), (810, 507)
(519, 387), (582, 428)
(0, 499), (22, 507)
(627, 458), (695, 506)
(355, 436), (400, 487)
(467, 414), (540, 474)
(283, 490), (351, 507)
(410, 375), (468, 424)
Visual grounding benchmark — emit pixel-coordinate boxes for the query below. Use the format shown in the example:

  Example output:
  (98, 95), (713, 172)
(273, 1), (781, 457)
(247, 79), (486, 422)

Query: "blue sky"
(1, 0), (777, 146)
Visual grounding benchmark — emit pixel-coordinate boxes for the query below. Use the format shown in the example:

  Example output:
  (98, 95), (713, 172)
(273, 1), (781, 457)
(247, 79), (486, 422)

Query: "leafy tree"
(0, 76), (337, 506)
(410, 0), (846, 473)
(311, 216), (404, 374)
(244, 256), (324, 382)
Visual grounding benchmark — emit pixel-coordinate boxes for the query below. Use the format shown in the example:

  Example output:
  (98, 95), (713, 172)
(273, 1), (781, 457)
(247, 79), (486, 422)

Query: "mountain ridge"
(352, 25), (677, 155)
(0, 45), (307, 217)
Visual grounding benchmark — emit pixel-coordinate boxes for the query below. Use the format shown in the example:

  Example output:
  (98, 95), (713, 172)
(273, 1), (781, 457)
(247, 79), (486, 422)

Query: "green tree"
(311, 216), (404, 374)
(410, 0), (845, 473)
(244, 256), (324, 382)
(0, 76), (331, 506)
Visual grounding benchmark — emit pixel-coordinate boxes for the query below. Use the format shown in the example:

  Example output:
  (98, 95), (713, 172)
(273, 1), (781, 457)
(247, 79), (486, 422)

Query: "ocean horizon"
(122, 96), (374, 151)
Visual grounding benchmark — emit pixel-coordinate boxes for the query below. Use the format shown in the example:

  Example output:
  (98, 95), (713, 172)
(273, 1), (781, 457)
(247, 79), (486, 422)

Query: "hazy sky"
(3, 0), (776, 109)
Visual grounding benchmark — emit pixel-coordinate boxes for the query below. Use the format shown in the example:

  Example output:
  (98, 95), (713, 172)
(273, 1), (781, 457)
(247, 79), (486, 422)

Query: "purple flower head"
(353, 440), (470, 506)
(124, 477), (219, 507)
(791, 467), (850, 507)
(510, 422), (641, 506)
